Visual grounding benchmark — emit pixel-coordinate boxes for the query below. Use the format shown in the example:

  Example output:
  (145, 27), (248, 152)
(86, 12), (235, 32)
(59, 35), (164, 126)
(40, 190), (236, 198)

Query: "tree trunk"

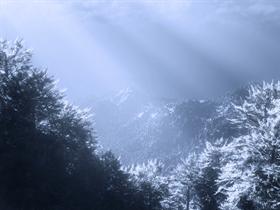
(186, 187), (190, 210)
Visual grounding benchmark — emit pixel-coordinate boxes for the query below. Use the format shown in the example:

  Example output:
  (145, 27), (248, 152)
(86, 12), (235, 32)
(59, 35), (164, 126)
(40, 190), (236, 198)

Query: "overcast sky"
(1, 0), (280, 103)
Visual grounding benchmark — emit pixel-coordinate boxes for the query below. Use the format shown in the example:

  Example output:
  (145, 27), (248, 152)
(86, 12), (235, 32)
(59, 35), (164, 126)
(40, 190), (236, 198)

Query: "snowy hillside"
(87, 88), (218, 164)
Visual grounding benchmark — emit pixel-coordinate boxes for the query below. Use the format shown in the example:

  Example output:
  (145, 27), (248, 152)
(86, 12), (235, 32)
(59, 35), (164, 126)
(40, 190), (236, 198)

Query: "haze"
(1, 0), (280, 103)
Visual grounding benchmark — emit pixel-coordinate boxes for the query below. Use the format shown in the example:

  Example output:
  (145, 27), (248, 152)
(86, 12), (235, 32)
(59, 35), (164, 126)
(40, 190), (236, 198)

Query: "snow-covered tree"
(162, 153), (199, 210)
(218, 82), (280, 210)
(125, 159), (167, 190)
(194, 141), (225, 210)
(124, 159), (168, 209)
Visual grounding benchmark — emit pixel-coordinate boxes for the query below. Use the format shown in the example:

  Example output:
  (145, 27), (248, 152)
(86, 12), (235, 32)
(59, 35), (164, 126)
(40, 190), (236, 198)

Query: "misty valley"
(1, 1), (280, 210)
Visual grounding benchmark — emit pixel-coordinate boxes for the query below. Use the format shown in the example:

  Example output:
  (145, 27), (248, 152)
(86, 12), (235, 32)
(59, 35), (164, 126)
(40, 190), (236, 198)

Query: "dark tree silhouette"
(0, 40), (161, 210)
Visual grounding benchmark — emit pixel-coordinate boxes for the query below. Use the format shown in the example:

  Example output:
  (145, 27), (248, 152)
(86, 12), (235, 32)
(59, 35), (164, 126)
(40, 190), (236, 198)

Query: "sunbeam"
(2, 1), (280, 210)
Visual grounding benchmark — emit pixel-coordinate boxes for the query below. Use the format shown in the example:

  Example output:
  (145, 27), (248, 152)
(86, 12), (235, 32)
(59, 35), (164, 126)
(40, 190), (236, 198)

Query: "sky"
(1, 0), (280, 103)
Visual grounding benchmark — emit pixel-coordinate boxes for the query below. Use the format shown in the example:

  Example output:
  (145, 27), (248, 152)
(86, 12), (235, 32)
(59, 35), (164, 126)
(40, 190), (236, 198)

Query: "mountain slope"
(88, 89), (218, 164)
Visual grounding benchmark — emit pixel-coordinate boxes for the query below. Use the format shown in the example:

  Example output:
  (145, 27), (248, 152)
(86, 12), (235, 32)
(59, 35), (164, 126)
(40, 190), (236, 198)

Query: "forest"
(2, 0), (280, 209)
(0, 34), (280, 210)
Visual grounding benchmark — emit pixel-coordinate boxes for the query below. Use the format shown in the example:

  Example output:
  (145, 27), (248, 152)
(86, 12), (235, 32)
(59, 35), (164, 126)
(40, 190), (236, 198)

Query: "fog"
(2, 2), (280, 208)
(1, 0), (280, 102)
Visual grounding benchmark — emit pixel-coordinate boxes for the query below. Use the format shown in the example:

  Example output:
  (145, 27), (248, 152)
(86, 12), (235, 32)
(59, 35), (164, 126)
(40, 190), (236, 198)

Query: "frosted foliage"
(0, 39), (33, 75)
(229, 81), (280, 131)
(124, 159), (168, 192)
(219, 82), (280, 210)
(199, 141), (223, 169)
(163, 153), (199, 210)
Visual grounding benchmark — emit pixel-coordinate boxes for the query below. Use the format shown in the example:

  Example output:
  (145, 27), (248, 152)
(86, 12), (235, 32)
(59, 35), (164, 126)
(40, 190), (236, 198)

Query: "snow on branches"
(219, 81), (280, 210)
